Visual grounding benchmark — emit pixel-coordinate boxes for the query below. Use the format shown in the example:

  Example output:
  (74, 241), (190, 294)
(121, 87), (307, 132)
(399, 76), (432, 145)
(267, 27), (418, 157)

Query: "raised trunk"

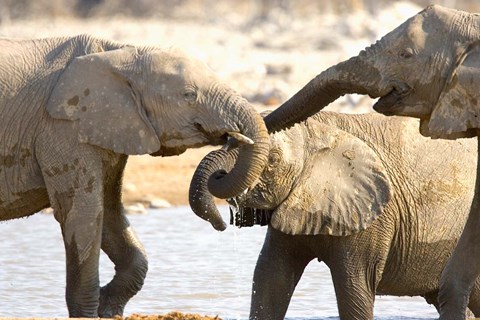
(264, 55), (381, 133)
(189, 148), (238, 231)
(207, 97), (270, 200)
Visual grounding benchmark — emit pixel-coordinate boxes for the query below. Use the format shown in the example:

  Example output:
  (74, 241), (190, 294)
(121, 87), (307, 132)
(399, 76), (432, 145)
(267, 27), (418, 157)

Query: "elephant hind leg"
(331, 272), (376, 320)
(329, 255), (385, 320)
(40, 146), (105, 317)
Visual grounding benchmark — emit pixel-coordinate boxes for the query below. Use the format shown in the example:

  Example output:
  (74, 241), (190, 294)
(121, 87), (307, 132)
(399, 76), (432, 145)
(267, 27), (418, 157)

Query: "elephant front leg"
(40, 145), (105, 317)
(63, 214), (103, 317)
(250, 228), (312, 320)
(439, 139), (480, 320)
(98, 211), (148, 317)
(438, 199), (480, 320)
(53, 194), (104, 317)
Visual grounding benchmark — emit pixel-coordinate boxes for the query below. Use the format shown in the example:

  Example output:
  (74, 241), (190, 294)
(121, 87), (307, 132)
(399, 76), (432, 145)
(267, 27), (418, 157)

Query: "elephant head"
(46, 45), (269, 199)
(265, 5), (480, 139)
(190, 113), (392, 235)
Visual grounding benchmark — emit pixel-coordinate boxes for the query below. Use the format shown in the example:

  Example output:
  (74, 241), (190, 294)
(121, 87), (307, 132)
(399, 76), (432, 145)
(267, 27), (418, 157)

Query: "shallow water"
(0, 206), (437, 319)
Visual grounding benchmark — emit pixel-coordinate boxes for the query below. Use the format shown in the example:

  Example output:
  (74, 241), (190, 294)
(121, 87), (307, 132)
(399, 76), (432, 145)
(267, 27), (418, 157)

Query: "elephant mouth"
(194, 122), (229, 145)
(373, 82), (412, 116)
(194, 122), (257, 147)
(151, 145), (188, 157)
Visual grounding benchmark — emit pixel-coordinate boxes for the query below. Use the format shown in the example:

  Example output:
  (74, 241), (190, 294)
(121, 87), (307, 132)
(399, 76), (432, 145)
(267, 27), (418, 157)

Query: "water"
(0, 206), (438, 319)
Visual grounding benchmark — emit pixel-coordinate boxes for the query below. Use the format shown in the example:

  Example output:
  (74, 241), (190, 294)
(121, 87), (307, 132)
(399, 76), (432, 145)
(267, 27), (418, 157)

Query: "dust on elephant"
(0, 34), (270, 317)
(190, 111), (480, 320)
(260, 5), (480, 319)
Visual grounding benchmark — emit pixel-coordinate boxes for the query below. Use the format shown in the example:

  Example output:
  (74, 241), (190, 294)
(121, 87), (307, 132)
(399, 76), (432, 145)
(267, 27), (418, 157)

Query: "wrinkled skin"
(0, 35), (269, 317)
(263, 5), (480, 319)
(190, 112), (480, 320)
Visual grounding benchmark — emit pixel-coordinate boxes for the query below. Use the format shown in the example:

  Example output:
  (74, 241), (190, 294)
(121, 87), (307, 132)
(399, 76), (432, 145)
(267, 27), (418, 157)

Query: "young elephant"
(260, 6), (480, 318)
(190, 111), (480, 320)
(0, 35), (270, 317)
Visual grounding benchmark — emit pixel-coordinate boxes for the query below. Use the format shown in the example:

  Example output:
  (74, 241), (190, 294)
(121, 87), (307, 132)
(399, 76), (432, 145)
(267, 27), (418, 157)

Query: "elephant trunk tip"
(211, 219), (228, 231)
(189, 173), (228, 232)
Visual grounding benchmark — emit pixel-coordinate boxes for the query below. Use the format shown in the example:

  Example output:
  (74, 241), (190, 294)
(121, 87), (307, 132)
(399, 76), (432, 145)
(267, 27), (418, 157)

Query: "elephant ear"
(47, 47), (160, 155)
(270, 125), (392, 236)
(426, 43), (480, 139)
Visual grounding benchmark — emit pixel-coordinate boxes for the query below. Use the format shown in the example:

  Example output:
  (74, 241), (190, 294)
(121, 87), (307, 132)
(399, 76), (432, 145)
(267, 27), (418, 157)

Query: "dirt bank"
(0, 312), (221, 320)
(120, 312), (221, 320)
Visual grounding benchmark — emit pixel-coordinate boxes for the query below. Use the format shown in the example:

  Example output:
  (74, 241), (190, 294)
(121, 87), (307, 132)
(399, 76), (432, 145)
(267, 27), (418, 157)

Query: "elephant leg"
(97, 156), (147, 317)
(60, 207), (103, 317)
(329, 259), (379, 320)
(39, 143), (105, 317)
(250, 227), (312, 320)
(466, 280), (480, 317)
(440, 218), (480, 320)
(98, 212), (148, 317)
(433, 285), (478, 320)
(48, 181), (104, 317)
(439, 159), (480, 320)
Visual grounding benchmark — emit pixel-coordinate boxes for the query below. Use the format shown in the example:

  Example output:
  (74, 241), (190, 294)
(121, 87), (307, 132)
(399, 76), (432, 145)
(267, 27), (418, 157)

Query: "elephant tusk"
(227, 132), (254, 145)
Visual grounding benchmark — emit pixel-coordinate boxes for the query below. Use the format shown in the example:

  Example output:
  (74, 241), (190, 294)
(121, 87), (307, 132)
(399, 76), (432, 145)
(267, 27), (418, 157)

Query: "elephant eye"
(183, 90), (198, 104)
(399, 48), (414, 59)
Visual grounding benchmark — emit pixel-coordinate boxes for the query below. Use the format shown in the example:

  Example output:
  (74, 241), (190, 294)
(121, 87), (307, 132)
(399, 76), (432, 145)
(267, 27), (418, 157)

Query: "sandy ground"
(119, 312), (221, 320)
(0, 1), (436, 209)
(0, 312), (221, 320)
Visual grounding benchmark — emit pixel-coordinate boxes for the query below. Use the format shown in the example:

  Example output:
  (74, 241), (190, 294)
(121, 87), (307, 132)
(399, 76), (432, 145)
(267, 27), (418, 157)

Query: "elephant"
(258, 5), (480, 319)
(0, 34), (270, 317)
(189, 111), (480, 320)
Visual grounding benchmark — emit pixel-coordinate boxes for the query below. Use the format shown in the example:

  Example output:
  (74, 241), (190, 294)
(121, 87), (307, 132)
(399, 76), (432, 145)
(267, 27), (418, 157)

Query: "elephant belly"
(0, 161), (49, 221)
(377, 239), (458, 296)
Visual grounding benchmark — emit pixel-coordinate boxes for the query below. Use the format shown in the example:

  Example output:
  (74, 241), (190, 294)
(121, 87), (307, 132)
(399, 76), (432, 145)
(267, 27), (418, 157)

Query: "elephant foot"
(98, 286), (126, 317)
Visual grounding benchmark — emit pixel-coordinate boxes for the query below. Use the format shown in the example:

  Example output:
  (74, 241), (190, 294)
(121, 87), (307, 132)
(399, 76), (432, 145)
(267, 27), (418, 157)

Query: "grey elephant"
(0, 34), (270, 317)
(260, 5), (480, 319)
(190, 111), (480, 320)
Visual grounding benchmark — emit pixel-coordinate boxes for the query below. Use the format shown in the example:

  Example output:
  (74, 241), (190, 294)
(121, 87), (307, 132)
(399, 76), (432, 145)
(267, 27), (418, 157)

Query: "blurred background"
(1, 0), (479, 112)
(0, 0), (479, 21)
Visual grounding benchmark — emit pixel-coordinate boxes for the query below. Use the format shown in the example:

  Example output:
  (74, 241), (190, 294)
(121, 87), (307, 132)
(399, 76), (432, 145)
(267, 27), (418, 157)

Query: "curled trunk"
(189, 148), (238, 231)
(193, 53), (381, 228)
(207, 98), (270, 200)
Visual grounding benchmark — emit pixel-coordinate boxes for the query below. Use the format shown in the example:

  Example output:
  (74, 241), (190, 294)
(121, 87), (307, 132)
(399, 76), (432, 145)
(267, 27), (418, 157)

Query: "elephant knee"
(116, 249), (148, 295)
(130, 252), (148, 292)
(98, 255), (147, 317)
(100, 251), (148, 312)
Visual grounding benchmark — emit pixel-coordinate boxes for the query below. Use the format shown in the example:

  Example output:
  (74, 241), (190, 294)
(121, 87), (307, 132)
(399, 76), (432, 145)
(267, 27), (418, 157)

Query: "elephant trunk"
(189, 148), (238, 231)
(264, 53), (384, 133)
(207, 94), (270, 200)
